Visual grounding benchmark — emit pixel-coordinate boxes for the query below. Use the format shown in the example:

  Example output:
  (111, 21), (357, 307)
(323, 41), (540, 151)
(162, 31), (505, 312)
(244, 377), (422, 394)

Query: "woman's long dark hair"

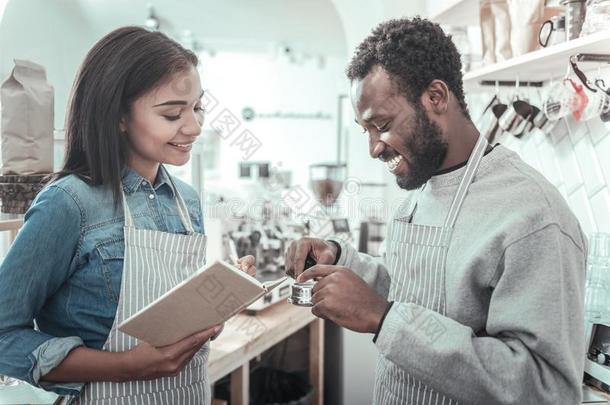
(57, 26), (198, 207)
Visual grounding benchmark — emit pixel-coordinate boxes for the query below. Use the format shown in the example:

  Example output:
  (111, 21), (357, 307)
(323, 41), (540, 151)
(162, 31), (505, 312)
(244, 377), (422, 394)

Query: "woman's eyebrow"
(153, 90), (205, 107)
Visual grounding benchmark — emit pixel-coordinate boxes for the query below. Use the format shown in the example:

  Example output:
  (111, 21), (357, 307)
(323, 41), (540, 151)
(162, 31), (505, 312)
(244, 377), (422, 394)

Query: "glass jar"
(447, 26), (472, 73)
(585, 233), (610, 322)
(580, 0), (610, 36)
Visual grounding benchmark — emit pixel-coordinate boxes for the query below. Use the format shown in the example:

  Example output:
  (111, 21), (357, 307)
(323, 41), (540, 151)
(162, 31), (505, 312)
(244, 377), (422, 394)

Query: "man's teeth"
(387, 155), (403, 171)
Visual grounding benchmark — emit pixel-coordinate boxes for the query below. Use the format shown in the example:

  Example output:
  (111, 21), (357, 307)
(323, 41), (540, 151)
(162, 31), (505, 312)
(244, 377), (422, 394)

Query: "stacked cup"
(585, 233), (610, 322)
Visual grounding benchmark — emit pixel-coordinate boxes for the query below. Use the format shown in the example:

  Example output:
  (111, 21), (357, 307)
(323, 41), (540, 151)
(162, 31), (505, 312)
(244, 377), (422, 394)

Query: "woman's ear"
(119, 117), (127, 134)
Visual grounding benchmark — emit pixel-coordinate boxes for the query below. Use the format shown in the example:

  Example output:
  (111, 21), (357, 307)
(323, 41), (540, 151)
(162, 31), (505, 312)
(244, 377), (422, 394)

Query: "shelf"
(0, 215), (23, 232)
(592, 320), (610, 329)
(429, 0), (479, 26)
(464, 30), (610, 92)
(586, 358), (610, 383)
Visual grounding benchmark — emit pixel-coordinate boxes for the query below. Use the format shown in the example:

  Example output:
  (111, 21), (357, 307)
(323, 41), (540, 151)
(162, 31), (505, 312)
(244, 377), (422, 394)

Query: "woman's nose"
(183, 110), (203, 137)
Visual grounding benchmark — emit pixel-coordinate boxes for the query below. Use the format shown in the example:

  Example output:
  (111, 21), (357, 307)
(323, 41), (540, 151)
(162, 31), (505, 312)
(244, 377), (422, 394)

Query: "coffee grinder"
(307, 163), (351, 241)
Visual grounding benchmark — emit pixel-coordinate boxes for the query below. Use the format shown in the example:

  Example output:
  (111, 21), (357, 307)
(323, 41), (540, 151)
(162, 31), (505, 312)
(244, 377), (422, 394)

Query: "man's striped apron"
(373, 134), (488, 404)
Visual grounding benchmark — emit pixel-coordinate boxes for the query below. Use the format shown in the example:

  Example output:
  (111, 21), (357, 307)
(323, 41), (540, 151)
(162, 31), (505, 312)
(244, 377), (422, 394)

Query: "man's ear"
(421, 80), (449, 115)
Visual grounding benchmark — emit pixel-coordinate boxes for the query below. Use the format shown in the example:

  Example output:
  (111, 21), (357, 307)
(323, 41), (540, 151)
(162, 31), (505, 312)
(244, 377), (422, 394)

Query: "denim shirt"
(0, 166), (204, 396)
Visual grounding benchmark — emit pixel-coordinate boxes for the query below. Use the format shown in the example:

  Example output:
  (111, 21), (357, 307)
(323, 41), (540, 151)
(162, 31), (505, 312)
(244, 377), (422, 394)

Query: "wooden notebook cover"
(118, 260), (269, 346)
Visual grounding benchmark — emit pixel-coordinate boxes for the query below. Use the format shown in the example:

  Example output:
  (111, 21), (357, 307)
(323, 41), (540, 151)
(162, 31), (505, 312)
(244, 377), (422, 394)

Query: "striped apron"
(74, 176), (209, 404)
(373, 134), (488, 405)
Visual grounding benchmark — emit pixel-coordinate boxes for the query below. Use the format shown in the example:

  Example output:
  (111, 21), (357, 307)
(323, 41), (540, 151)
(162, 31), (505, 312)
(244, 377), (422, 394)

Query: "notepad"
(118, 260), (287, 346)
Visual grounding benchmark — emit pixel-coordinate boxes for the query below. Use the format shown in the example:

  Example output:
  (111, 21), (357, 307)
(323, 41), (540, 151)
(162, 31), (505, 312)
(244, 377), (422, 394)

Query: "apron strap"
(121, 187), (135, 228)
(165, 169), (196, 234)
(121, 166), (196, 233)
(443, 133), (489, 228)
(403, 184), (425, 223)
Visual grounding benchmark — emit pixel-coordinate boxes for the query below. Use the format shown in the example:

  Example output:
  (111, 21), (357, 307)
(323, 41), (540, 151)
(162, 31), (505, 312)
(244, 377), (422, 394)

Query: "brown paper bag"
(508, 0), (546, 56)
(1, 59), (54, 175)
(490, 0), (512, 61)
(480, 0), (497, 65)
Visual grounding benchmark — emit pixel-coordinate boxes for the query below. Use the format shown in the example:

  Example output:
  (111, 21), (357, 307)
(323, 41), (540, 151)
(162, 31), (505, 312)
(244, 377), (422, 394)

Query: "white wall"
(199, 51), (345, 191)
(0, 0), (350, 130)
(0, 0), (97, 129)
(332, 0), (427, 52)
(467, 79), (610, 239)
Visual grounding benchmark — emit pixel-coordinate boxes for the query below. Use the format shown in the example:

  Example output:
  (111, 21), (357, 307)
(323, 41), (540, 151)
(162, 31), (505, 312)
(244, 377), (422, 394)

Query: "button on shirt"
(0, 166), (204, 396)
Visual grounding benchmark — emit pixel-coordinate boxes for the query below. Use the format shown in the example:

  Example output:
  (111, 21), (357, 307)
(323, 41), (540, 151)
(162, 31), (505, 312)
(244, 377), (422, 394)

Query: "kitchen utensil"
(288, 253), (317, 307)
(479, 102), (508, 143)
(309, 163), (346, 207)
(288, 282), (315, 307)
(498, 99), (533, 136)
(543, 78), (588, 121)
(580, 0), (610, 36)
(585, 233), (610, 321)
(527, 105), (559, 135)
(538, 14), (566, 47)
(561, 0), (587, 40)
(580, 87), (610, 121)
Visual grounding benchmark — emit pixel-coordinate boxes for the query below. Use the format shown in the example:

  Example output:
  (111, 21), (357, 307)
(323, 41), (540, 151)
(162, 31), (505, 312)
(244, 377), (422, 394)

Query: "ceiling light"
(145, 3), (160, 31)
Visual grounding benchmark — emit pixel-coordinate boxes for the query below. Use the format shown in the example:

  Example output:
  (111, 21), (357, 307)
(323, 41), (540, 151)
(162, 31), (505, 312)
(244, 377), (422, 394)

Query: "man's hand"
(285, 237), (338, 279)
(298, 265), (389, 334)
(235, 255), (256, 277)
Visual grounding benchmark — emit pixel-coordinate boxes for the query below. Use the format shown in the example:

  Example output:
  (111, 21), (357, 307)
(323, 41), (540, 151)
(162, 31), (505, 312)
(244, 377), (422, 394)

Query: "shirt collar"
(121, 165), (176, 197)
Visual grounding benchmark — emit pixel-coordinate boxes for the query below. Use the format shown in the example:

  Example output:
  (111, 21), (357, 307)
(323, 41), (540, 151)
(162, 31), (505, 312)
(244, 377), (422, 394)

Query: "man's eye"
(195, 106), (206, 113)
(164, 114), (181, 121)
(379, 123), (390, 132)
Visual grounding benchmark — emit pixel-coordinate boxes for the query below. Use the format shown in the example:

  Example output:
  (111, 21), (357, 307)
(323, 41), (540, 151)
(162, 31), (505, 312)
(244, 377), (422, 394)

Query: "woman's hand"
(235, 255), (256, 277)
(123, 325), (220, 380)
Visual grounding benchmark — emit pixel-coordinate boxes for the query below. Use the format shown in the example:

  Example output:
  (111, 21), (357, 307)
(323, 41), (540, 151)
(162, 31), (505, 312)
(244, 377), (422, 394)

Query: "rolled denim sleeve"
(0, 185), (84, 395)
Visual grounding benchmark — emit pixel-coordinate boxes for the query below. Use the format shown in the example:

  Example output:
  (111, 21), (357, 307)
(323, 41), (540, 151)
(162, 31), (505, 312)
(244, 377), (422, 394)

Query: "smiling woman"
(119, 68), (205, 183)
(57, 26), (203, 206)
(0, 26), (255, 405)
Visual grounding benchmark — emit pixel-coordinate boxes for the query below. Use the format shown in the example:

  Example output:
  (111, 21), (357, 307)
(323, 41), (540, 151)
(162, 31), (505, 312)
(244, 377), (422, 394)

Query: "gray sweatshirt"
(333, 145), (587, 404)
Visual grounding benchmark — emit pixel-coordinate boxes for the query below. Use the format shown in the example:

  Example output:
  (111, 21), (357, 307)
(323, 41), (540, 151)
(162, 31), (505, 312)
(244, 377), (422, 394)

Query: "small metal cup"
(288, 282), (315, 306)
(480, 103), (508, 143)
(498, 99), (533, 136)
(527, 105), (558, 135)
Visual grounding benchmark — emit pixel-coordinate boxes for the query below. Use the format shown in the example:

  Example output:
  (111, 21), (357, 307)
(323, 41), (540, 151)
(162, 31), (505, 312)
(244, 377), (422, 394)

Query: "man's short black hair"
(346, 17), (469, 118)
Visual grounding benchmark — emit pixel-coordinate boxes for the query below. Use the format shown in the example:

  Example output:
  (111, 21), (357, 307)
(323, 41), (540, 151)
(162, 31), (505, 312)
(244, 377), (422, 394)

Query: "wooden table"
(209, 301), (323, 405)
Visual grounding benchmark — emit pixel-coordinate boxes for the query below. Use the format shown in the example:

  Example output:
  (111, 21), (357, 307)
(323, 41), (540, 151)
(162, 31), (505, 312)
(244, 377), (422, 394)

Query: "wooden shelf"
(0, 216), (23, 232)
(429, 0), (479, 26)
(464, 30), (610, 91)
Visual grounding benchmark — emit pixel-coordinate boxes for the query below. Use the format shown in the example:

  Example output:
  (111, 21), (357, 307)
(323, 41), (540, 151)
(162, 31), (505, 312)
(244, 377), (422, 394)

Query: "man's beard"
(396, 104), (448, 190)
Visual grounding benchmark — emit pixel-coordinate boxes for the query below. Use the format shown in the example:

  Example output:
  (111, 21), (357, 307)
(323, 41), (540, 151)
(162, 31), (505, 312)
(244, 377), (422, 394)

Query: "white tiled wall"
(491, 114), (610, 238)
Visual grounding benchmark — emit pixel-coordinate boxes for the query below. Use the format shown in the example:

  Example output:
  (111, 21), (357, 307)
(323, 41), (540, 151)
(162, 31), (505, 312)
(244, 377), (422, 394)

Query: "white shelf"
(429, 0), (479, 26)
(594, 320), (610, 329)
(464, 30), (610, 92)
(586, 358), (610, 383)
